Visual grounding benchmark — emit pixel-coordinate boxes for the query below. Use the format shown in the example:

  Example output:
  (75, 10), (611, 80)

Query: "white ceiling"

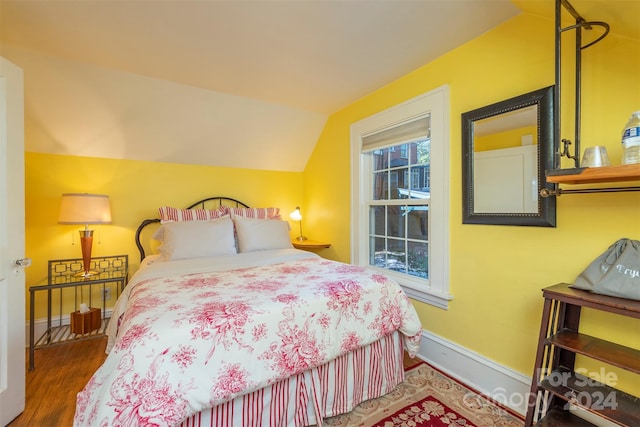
(1, 0), (520, 114)
(1, 0), (635, 171)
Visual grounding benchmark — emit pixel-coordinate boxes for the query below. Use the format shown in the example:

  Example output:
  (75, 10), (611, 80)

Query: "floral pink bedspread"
(74, 257), (422, 426)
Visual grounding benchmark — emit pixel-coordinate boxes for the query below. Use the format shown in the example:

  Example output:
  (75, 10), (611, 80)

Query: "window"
(350, 85), (451, 308)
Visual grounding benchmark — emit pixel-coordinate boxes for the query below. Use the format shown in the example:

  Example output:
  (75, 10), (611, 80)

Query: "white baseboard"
(416, 329), (531, 416)
(26, 307), (114, 348)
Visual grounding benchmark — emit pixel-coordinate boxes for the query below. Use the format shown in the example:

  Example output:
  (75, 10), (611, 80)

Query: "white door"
(0, 57), (26, 425)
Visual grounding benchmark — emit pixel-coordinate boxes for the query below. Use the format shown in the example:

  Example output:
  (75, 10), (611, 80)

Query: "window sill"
(401, 285), (452, 310)
(369, 266), (452, 310)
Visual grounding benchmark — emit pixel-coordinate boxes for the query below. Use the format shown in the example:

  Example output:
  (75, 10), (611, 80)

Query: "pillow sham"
(155, 206), (230, 241)
(228, 207), (281, 220)
(159, 205), (229, 224)
(157, 216), (237, 261)
(233, 216), (293, 253)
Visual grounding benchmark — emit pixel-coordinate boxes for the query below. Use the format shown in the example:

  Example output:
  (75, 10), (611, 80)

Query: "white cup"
(581, 146), (610, 167)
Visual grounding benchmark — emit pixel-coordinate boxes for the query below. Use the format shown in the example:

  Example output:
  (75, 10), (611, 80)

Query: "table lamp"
(289, 206), (306, 241)
(58, 193), (112, 277)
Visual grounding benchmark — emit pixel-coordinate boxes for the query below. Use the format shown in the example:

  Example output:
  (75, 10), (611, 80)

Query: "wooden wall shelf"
(546, 164), (640, 185)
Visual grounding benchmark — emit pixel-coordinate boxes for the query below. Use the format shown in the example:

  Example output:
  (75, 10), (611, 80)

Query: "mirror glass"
(462, 86), (556, 226)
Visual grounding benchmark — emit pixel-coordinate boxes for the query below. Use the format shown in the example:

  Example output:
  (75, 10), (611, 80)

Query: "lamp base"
(78, 230), (95, 278)
(295, 236), (307, 241)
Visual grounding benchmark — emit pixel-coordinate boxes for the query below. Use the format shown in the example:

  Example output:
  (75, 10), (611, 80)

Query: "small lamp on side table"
(58, 193), (112, 277)
(289, 206), (306, 242)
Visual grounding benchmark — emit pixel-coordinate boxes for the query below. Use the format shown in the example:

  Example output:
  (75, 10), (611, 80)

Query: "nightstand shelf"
(29, 255), (128, 370)
(292, 239), (331, 250)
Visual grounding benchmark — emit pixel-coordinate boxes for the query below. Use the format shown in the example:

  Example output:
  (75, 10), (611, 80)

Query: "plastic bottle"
(622, 111), (640, 165)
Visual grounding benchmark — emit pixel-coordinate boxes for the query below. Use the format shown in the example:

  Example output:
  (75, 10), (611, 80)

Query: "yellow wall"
(25, 152), (303, 317)
(475, 125), (537, 152)
(304, 11), (640, 394)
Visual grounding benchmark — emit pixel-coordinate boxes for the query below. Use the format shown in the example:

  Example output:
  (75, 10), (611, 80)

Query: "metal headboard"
(135, 196), (249, 261)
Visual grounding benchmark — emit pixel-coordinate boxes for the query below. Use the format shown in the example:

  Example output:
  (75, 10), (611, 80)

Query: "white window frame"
(350, 85), (452, 309)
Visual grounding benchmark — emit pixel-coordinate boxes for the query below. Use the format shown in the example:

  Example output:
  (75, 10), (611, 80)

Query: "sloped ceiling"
(0, 0), (521, 171)
(1, 1), (521, 114)
(1, 0), (635, 171)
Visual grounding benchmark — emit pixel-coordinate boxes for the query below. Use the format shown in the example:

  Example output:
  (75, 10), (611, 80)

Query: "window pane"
(391, 168), (407, 200)
(411, 169), (420, 189)
(370, 236), (386, 267)
(423, 165), (430, 190)
(372, 148), (388, 171)
(370, 141), (431, 201)
(412, 139), (430, 166)
(387, 238), (406, 274)
(369, 206), (385, 236)
(372, 171), (388, 200)
(407, 241), (428, 279)
(386, 206), (404, 238)
(407, 207), (428, 240)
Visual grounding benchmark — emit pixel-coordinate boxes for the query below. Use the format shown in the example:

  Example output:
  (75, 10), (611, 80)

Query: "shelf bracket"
(555, 0), (609, 169)
(541, 186), (640, 197)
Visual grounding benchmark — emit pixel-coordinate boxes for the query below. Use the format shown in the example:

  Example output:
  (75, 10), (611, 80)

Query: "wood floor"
(9, 337), (108, 427)
(9, 338), (418, 427)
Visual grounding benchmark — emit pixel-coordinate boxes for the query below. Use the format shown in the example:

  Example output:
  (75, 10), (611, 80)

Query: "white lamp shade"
(289, 207), (302, 221)
(58, 193), (112, 224)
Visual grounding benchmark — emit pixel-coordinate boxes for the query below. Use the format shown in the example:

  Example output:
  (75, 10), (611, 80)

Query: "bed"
(74, 197), (422, 427)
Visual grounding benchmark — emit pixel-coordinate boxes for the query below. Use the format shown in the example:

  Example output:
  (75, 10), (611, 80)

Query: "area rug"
(324, 361), (524, 427)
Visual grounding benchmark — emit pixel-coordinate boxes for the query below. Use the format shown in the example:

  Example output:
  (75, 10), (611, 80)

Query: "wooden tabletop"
(292, 239), (331, 249)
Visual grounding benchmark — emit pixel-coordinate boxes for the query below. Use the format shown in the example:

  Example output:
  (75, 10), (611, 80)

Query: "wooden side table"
(525, 283), (640, 426)
(292, 239), (331, 250)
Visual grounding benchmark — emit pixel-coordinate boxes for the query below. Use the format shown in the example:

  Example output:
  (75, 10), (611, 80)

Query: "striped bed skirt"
(179, 331), (405, 427)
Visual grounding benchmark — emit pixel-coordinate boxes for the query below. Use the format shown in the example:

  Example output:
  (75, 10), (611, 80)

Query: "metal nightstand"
(28, 255), (128, 370)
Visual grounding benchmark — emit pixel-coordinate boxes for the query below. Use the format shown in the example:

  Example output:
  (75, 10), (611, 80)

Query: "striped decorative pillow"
(159, 206), (229, 223)
(228, 207), (281, 220)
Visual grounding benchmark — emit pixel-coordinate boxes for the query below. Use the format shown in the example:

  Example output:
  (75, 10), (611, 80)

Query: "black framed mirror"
(462, 86), (556, 226)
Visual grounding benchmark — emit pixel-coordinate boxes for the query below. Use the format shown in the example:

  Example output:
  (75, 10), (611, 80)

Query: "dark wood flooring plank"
(9, 337), (107, 427)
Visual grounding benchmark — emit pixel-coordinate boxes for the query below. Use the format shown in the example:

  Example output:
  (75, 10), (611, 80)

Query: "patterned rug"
(324, 361), (524, 427)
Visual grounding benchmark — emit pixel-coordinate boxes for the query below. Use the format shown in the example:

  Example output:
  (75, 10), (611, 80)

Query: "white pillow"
(158, 216), (237, 261)
(154, 217), (234, 242)
(233, 217), (293, 253)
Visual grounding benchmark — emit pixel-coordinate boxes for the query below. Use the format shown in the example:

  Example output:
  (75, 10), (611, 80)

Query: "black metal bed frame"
(134, 196), (249, 261)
